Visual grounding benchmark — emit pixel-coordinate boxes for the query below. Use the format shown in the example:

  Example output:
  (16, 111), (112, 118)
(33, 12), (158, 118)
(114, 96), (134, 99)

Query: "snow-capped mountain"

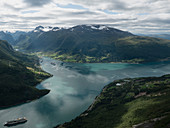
(15, 24), (170, 63)
(68, 25), (111, 32)
(86, 25), (110, 30)
(33, 25), (119, 33)
(33, 26), (61, 32)
(15, 24), (133, 53)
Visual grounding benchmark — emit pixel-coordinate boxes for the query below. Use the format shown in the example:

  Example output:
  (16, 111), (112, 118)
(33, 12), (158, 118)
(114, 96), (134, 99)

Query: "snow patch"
(70, 28), (74, 31)
(33, 30), (39, 32)
(42, 27), (52, 32)
(34, 26), (61, 32)
(52, 28), (60, 31)
(86, 25), (109, 30)
(98, 26), (109, 30)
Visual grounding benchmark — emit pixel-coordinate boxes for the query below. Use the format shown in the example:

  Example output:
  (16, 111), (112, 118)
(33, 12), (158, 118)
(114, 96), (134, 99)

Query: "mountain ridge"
(15, 25), (170, 63)
(0, 31), (15, 45)
(138, 34), (170, 40)
(0, 40), (51, 108)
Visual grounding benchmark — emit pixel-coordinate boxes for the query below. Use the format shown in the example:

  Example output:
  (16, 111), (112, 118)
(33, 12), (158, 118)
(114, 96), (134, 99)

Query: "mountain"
(33, 26), (61, 32)
(7, 31), (27, 41)
(114, 36), (170, 63)
(138, 34), (170, 40)
(15, 25), (134, 62)
(0, 31), (27, 45)
(15, 25), (170, 63)
(56, 74), (170, 128)
(148, 34), (170, 40)
(0, 31), (15, 45)
(16, 25), (132, 51)
(0, 40), (51, 108)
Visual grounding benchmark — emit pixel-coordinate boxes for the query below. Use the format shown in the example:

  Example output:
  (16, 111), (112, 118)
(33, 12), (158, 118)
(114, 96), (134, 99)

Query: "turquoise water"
(0, 57), (170, 128)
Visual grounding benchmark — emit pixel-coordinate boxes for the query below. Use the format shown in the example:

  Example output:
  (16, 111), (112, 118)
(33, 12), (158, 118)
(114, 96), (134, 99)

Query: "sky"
(0, 0), (170, 34)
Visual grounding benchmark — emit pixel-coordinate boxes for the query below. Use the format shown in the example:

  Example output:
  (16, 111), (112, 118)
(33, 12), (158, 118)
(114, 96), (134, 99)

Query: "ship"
(4, 117), (27, 126)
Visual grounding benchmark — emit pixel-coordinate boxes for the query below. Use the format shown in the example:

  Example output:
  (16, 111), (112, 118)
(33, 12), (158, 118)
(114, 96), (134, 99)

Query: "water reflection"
(0, 57), (170, 128)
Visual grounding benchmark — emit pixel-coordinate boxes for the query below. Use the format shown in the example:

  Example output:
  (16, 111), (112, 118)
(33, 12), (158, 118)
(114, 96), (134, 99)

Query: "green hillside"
(46, 36), (170, 63)
(0, 40), (51, 108)
(15, 25), (170, 63)
(114, 36), (170, 63)
(56, 74), (170, 128)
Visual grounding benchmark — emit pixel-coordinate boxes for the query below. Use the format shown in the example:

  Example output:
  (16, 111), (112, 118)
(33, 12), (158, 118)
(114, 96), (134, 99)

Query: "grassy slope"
(0, 40), (51, 108)
(56, 74), (170, 128)
(115, 36), (170, 63)
(37, 36), (170, 64)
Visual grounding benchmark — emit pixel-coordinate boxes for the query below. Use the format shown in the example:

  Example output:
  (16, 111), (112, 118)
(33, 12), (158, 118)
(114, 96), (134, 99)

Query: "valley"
(0, 25), (170, 128)
(1, 0), (170, 127)
(12, 25), (170, 63)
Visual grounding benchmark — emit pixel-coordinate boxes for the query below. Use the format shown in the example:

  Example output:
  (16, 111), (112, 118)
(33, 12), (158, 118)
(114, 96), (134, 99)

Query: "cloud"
(3, 3), (22, 11)
(0, 0), (170, 34)
(23, 0), (52, 7)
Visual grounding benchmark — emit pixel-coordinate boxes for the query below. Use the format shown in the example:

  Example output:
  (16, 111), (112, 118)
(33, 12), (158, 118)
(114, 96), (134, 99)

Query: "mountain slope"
(150, 34), (170, 40)
(0, 31), (15, 45)
(115, 36), (170, 63)
(16, 25), (170, 63)
(16, 25), (133, 52)
(56, 74), (170, 128)
(7, 31), (27, 41)
(0, 40), (51, 108)
(139, 34), (170, 40)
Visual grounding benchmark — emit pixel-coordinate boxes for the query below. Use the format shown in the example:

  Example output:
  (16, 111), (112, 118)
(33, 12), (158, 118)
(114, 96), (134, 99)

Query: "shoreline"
(0, 57), (52, 110)
(24, 52), (170, 65)
(55, 74), (170, 128)
(0, 90), (50, 110)
(40, 55), (170, 65)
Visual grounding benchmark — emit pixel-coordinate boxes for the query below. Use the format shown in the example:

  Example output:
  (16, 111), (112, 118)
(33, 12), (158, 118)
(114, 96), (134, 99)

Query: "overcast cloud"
(0, 0), (170, 34)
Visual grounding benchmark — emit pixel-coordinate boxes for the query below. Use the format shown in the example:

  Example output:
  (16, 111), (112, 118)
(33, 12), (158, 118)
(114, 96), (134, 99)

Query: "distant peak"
(35, 26), (44, 30)
(33, 26), (61, 32)
(70, 24), (110, 32)
(88, 25), (109, 30)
